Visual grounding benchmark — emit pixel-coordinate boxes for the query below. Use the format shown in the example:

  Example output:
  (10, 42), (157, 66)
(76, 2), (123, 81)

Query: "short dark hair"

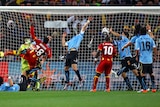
(134, 24), (142, 35)
(105, 35), (110, 41)
(43, 36), (49, 44)
(0, 76), (3, 86)
(140, 27), (147, 35)
(123, 31), (129, 38)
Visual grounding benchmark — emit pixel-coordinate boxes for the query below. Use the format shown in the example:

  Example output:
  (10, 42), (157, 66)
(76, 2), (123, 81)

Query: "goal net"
(0, 7), (160, 91)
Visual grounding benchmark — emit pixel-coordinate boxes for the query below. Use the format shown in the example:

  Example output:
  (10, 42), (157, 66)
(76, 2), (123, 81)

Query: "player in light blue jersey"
(0, 76), (45, 92)
(135, 26), (157, 93)
(122, 24), (154, 50)
(62, 16), (93, 90)
(110, 27), (147, 91)
(122, 24), (141, 50)
(121, 24), (154, 92)
(0, 76), (20, 92)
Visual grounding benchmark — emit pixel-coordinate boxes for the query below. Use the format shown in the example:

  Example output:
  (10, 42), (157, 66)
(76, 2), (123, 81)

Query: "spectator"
(72, 0), (78, 5)
(5, 0), (18, 6)
(135, 0), (143, 6)
(147, 0), (154, 5)
(154, 0), (160, 5)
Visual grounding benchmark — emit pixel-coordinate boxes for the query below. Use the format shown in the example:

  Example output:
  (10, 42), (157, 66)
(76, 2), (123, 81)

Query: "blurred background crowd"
(0, 0), (160, 6)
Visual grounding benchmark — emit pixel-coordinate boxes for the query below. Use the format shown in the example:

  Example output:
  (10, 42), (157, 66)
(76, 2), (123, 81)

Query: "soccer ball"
(7, 20), (16, 28)
(102, 27), (110, 35)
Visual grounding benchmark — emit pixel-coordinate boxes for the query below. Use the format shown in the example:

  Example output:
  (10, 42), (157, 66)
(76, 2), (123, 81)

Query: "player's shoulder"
(131, 35), (138, 40)
(101, 42), (113, 46)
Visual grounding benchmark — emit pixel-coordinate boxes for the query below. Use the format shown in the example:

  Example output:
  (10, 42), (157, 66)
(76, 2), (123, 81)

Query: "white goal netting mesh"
(0, 7), (160, 91)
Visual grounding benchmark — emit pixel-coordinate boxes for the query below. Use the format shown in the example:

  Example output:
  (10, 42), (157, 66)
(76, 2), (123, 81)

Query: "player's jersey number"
(36, 45), (45, 56)
(103, 46), (113, 55)
(141, 41), (151, 51)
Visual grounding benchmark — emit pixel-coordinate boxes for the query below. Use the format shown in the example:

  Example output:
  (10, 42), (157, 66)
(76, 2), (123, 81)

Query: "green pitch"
(0, 91), (160, 107)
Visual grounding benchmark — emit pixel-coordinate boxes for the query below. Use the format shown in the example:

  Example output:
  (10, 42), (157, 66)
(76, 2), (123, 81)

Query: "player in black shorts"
(61, 16), (93, 90)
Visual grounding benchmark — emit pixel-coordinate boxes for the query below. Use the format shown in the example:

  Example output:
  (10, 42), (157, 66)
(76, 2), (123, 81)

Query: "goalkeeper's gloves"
(0, 51), (4, 57)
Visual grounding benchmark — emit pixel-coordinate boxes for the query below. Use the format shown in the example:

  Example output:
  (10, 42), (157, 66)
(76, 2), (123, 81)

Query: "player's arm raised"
(62, 32), (67, 47)
(109, 28), (120, 37)
(81, 16), (93, 32)
(30, 24), (38, 41)
(121, 41), (132, 51)
(146, 24), (155, 39)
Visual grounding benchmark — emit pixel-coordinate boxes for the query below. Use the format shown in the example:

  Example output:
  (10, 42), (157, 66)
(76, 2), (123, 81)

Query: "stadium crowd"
(0, 0), (160, 6)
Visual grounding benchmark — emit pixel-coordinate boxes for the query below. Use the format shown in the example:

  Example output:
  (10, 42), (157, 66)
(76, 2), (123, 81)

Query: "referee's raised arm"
(62, 32), (67, 47)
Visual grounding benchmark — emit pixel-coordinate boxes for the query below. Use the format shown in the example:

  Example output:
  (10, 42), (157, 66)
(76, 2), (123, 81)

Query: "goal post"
(0, 6), (160, 91)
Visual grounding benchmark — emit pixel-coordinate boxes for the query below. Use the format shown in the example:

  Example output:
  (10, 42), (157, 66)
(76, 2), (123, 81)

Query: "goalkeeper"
(18, 24), (53, 90)
(0, 36), (33, 91)
(0, 36), (43, 91)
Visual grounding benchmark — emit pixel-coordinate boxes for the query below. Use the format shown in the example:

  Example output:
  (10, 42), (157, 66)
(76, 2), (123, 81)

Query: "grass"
(0, 91), (160, 107)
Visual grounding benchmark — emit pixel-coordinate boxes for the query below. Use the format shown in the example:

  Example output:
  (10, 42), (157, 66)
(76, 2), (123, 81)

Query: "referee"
(62, 16), (93, 90)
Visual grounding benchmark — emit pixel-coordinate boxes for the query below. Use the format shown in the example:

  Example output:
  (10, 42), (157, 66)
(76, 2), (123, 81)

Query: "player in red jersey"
(20, 24), (52, 69)
(19, 25), (52, 91)
(91, 35), (117, 92)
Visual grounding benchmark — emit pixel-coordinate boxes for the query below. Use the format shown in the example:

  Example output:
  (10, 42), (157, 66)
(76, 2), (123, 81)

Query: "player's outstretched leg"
(74, 70), (83, 87)
(111, 70), (118, 78)
(63, 70), (71, 90)
(117, 67), (126, 76)
(124, 77), (133, 91)
(150, 74), (156, 93)
(136, 75), (148, 93)
(105, 75), (110, 92)
(90, 73), (101, 92)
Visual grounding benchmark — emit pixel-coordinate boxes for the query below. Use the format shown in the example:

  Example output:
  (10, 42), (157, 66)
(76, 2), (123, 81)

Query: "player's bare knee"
(64, 66), (69, 71)
(121, 72), (126, 78)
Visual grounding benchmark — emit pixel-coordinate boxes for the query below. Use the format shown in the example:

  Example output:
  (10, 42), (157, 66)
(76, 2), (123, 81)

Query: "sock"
(20, 75), (27, 84)
(106, 76), (110, 89)
(92, 76), (98, 90)
(150, 75), (155, 89)
(75, 70), (82, 81)
(136, 75), (143, 89)
(65, 71), (69, 83)
(36, 82), (40, 89)
(141, 76), (147, 90)
(19, 75), (27, 91)
(124, 77), (133, 90)
(117, 67), (126, 76)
